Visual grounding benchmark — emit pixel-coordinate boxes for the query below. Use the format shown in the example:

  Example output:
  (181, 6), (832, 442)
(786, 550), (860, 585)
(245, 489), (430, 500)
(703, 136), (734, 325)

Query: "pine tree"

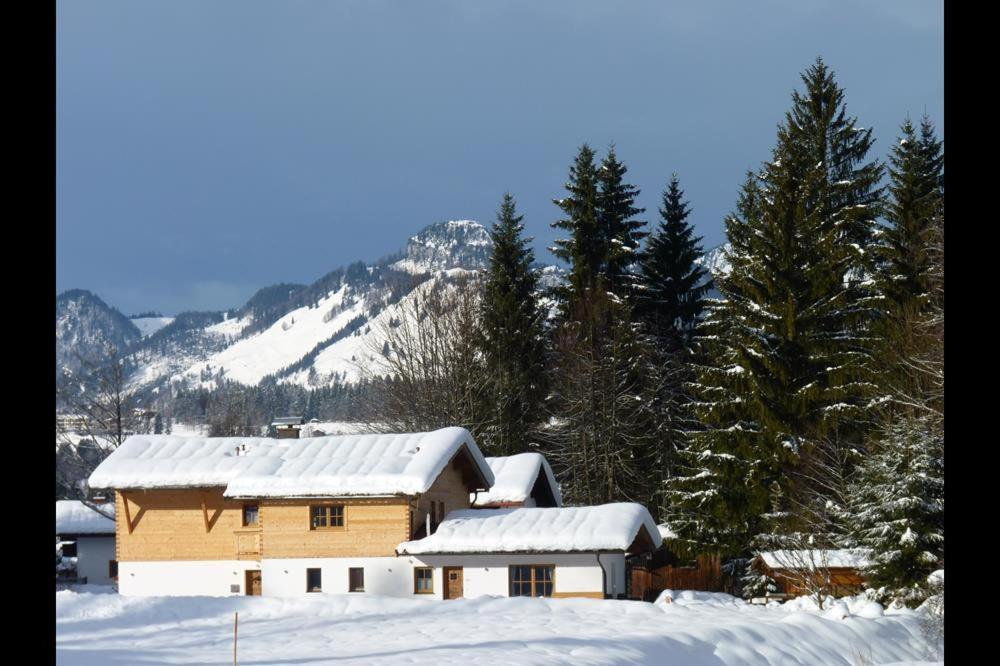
(873, 116), (944, 413)
(597, 145), (646, 300)
(547, 145), (661, 510)
(637, 174), (711, 349)
(665, 58), (884, 556)
(478, 193), (548, 457)
(850, 415), (943, 606)
(551, 144), (603, 311)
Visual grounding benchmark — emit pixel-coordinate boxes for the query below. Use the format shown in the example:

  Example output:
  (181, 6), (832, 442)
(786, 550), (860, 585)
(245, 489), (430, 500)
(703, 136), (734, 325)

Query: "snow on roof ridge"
(397, 502), (662, 555)
(55, 500), (116, 535)
(88, 427), (494, 499)
(473, 452), (563, 507)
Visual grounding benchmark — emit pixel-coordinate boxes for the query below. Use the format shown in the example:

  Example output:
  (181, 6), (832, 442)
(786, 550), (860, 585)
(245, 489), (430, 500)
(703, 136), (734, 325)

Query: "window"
(509, 565), (554, 597)
(349, 567), (365, 592)
(109, 560), (118, 579)
(242, 504), (259, 527)
(414, 567), (433, 594)
(306, 568), (322, 593)
(310, 505), (345, 529)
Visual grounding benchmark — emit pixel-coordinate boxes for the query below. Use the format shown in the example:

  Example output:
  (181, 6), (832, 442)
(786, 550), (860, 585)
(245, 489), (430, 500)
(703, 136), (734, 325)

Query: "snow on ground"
(130, 316), (175, 338)
(56, 590), (938, 665)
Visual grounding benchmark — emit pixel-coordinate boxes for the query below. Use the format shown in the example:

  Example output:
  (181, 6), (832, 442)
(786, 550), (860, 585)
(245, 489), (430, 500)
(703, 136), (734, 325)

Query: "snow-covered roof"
(472, 453), (562, 507)
(88, 427), (494, 499)
(759, 549), (871, 570)
(657, 523), (678, 540)
(55, 500), (116, 535)
(397, 503), (662, 555)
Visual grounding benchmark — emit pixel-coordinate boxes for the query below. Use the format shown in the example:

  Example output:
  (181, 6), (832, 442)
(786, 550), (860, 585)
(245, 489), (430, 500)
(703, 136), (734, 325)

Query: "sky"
(57, 0), (943, 316)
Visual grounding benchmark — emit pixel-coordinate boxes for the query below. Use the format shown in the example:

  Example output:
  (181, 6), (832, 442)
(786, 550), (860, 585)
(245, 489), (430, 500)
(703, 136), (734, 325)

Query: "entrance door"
(443, 567), (463, 599)
(246, 570), (262, 596)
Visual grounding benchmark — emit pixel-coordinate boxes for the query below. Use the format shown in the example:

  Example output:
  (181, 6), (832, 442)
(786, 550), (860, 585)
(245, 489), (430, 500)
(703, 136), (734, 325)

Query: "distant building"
(271, 416), (305, 439)
(55, 500), (117, 585)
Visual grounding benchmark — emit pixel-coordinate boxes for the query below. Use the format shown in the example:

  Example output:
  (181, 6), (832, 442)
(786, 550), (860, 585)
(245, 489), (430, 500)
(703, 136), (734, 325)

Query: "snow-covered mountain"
(56, 222), (729, 399)
(56, 290), (142, 378)
(56, 221), (495, 398)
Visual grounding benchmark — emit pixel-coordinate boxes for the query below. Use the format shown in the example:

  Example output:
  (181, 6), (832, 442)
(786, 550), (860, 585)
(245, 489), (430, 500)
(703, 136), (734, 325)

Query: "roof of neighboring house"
(397, 503), (662, 555)
(472, 453), (562, 507)
(55, 500), (116, 535)
(758, 549), (871, 571)
(87, 427), (494, 499)
(271, 416), (305, 426)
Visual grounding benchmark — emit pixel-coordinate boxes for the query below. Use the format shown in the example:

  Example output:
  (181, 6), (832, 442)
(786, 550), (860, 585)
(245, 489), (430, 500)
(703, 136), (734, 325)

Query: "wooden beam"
(201, 493), (211, 533)
(121, 492), (134, 535)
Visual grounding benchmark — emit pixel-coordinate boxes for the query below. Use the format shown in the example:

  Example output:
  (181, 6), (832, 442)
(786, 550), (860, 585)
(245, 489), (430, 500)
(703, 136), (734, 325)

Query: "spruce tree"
(850, 415), (944, 606)
(597, 145), (646, 300)
(637, 174), (711, 349)
(666, 58), (884, 556)
(551, 144), (603, 310)
(547, 145), (661, 510)
(873, 116), (944, 413)
(479, 193), (548, 457)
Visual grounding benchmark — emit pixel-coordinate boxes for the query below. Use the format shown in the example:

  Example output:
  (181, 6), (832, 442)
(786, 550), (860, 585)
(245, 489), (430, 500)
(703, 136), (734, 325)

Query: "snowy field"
(56, 588), (940, 665)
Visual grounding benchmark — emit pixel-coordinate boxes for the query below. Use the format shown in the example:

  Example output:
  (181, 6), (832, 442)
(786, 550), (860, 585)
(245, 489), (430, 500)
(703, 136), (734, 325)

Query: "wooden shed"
(752, 550), (869, 598)
(627, 525), (726, 601)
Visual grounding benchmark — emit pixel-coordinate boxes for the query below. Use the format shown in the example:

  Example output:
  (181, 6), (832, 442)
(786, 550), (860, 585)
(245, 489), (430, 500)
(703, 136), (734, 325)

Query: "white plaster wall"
(262, 557), (417, 598)
(76, 536), (116, 585)
(118, 561), (260, 596)
(411, 553), (626, 598)
(118, 552), (628, 599)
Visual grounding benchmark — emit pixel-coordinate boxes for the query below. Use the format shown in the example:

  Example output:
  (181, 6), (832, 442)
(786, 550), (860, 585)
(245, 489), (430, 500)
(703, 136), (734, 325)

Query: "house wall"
(76, 536), (116, 585)
(262, 498), (409, 558)
(410, 553), (626, 599)
(413, 458), (473, 537)
(115, 488), (245, 561)
(118, 560), (260, 596)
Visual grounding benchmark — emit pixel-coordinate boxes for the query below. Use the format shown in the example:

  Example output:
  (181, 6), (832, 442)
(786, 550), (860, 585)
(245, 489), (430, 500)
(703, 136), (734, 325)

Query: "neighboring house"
(87, 427), (662, 599)
(473, 453), (562, 508)
(398, 504), (659, 599)
(752, 550), (870, 598)
(55, 500), (117, 585)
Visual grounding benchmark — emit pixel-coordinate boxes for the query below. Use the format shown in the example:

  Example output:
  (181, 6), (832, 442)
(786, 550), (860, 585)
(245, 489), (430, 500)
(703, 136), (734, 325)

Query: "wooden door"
(246, 570), (262, 596)
(443, 567), (463, 599)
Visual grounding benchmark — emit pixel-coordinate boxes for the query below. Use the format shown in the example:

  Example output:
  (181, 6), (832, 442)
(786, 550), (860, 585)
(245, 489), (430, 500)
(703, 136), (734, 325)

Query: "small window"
(242, 504), (259, 527)
(109, 560), (118, 579)
(310, 505), (345, 529)
(306, 568), (322, 593)
(349, 567), (365, 592)
(414, 567), (433, 594)
(509, 565), (554, 597)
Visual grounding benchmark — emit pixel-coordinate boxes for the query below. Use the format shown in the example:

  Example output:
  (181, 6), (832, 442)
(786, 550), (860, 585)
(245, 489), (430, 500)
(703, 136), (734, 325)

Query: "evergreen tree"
(551, 144), (603, 310)
(666, 58), (884, 556)
(547, 145), (661, 510)
(637, 174), (711, 349)
(873, 116), (944, 413)
(850, 415), (943, 606)
(478, 193), (548, 457)
(597, 145), (646, 300)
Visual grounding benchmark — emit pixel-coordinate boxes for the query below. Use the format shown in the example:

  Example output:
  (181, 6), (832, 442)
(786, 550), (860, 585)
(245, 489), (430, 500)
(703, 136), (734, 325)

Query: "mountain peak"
(395, 220), (491, 273)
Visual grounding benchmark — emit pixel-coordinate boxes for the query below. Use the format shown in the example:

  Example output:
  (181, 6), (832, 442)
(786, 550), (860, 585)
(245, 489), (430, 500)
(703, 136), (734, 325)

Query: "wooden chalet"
(87, 427), (661, 599)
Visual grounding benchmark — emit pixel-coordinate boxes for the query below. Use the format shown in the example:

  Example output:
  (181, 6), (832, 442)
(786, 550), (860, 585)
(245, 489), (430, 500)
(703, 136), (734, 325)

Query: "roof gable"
(88, 427), (494, 499)
(473, 453), (562, 507)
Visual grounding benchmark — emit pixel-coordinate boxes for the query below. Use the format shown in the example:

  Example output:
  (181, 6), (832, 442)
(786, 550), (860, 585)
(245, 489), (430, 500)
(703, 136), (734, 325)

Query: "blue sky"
(57, 0), (943, 315)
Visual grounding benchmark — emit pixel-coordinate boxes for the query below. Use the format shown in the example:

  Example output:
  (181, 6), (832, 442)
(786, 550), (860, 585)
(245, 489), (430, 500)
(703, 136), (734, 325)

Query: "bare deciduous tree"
(359, 275), (492, 438)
